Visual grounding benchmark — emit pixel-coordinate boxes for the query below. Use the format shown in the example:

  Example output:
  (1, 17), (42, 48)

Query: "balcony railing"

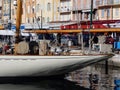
(97, 0), (120, 6)
(72, 7), (81, 11)
(114, 1), (120, 4)
(58, 6), (72, 13)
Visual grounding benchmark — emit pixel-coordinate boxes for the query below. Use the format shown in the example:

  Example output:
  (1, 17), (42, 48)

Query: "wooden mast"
(15, 0), (22, 54)
(23, 28), (120, 34)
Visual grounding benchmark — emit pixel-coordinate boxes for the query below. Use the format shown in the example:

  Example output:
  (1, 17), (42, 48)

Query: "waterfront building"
(56, 0), (99, 22)
(97, 0), (120, 20)
(58, 0), (120, 22)
(2, 0), (26, 29)
(2, 0), (10, 28)
(58, 0), (72, 21)
(11, 0), (26, 25)
(24, 0), (58, 29)
(25, 0), (36, 25)
(36, 0), (58, 24)
(1, 0), (120, 28)
(72, 0), (81, 21)
(80, 0), (99, 21)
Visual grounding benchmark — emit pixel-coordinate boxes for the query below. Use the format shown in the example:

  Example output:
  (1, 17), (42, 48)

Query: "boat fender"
(29, 41), (39, 55)
(16, 41), (29, 54)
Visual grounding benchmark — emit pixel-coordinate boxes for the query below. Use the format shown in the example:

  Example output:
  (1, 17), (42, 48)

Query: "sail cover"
(0, 30), (36, 36)
(0, 30), (15, 36)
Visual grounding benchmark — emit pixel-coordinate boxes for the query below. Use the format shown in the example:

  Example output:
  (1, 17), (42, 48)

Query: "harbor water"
(0, 57), (120, 90)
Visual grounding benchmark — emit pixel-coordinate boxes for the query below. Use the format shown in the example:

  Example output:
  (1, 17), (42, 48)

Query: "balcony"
(72, 7), (81, 11)
(114, 1), (120, 4)
(60, 0), (71, 1)
(98, 0), (113, 6)
(97, 0), (120, 8)
(58, 6), (72, 13)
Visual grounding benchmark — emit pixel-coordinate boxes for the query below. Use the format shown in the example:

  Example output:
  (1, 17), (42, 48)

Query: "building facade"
(2, 0), (10, 27)
(97, 0), (120, 20)
(57, 0), (120, 22)
(36, 0), (58, 24)
(58, 0), (72, 21)
(2, 0), (26, 29)
(1, 0), (120, 29)
(24, 0), (58, 28)
(25, 0), (36, 24)
(57, 0), (99, 22)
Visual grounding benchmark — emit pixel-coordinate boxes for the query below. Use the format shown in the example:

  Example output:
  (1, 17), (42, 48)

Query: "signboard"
(20, 25), (25, 30)
(11, 25), (16, 31)
(11, 25), (25, 31)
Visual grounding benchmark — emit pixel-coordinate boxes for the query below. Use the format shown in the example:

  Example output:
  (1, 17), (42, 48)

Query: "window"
(7, 8), (10, 15)
(57, 7), (60, 12)
(47, 3), (51, 11)
(36, 4), (40, 12)
(32, 8), (35, 13)
(8, 0), (10, 3)
(33, 17), (34, 23)
(42, 17), (45, 23)
(101, 9), (105, 18)
(37, 17), (40, 21)
(12, 9), (14, 15)
(109, 0), (113, 4)
(115, 8), (119, 16)
(103, 0), (107, 5)
(114, 0), (119, 4)
(99, 0), (102, 5)
(107, 9), (110, 17)
(47, 17), (49, 22)
(27, 6), (30, 14)
(28, 18), (30, 23)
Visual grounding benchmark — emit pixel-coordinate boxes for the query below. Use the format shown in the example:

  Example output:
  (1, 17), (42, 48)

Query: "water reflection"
(0, 77), (89, 90)
(67, 61), (120, 90)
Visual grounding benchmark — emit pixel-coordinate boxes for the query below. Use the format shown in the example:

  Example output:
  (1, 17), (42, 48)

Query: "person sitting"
(3, 43), (9, 54)
(92, 35), (98, 44)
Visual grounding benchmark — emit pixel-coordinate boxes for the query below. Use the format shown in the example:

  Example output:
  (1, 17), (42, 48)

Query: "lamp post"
(8, 0), (12, 30)
(88, 0), (93, 53)
(90, 0), (93, 29)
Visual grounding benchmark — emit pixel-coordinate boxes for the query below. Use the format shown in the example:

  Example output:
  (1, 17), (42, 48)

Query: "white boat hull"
(0, 55), (113, 77)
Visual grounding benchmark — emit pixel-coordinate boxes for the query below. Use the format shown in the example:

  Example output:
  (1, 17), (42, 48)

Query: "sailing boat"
(0, 0), (113, 77)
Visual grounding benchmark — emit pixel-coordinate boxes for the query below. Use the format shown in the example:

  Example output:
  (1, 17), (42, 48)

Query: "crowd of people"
(0, 32), (119, 55)
(89, 32), (116, 46)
